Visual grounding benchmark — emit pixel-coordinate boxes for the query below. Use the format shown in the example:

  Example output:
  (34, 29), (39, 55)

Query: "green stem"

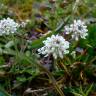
(60, 60), (70, 76)
(12, 34), (18, 56)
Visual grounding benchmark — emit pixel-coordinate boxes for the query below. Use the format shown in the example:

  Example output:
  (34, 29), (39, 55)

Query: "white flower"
(38, 35), (69, 59)
(64, 20), (88, 40)
(64, 25), (72, 34)
(20, 22), (27, 28)
(71, 51), (76, 59)
(0, 17), (19, 36)
(20, 19), (30, 28)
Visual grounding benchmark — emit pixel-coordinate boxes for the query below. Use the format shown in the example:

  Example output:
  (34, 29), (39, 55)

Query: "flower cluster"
(0, 17), (19, 36)
(64, 20), (88, 40)
(38, 35), (69, 59)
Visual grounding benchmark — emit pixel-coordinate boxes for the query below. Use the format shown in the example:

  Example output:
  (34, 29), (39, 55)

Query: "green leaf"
(0, 57), (5, 65)
(17, 76), (26, 82)
(85, 84), (93, 96)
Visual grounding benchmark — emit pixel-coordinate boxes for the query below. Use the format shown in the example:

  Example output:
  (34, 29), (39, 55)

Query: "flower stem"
(60, 60), (70, 76)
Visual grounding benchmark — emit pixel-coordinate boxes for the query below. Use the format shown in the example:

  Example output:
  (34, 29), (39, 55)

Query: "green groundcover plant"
(0, 0), (96, 96)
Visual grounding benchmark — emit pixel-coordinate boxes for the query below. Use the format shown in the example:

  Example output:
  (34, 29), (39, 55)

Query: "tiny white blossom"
(71, 51), (76, 59)
(20, 22), (27, 28)
(38, 35), (69, 59)
(0, 17), (19, 36)
(20, 19), (30, 28)
(64, 25), (72, 34)
(64, 20), (88, 40)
